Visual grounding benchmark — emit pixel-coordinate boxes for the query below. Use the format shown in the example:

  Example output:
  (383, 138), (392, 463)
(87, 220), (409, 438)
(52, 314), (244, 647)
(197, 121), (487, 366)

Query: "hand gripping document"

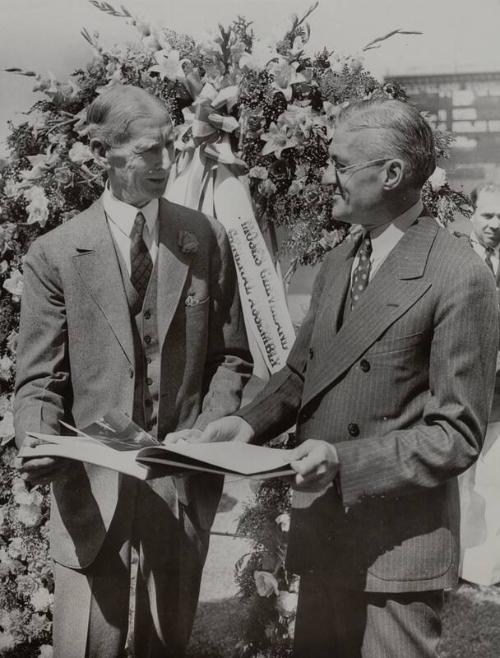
(19, 409), (294, 481)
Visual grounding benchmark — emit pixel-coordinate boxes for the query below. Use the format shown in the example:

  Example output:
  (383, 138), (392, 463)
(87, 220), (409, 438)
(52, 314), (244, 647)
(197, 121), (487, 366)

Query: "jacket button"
(144, 335), (151, 344)
(146, 377), (153, 386)
(144, 310), (151, 320)
(360, 359), (370, 372)
(309, 347), (314, 360)
(348, 423), (360, 437)
(129, 368), (134, 379)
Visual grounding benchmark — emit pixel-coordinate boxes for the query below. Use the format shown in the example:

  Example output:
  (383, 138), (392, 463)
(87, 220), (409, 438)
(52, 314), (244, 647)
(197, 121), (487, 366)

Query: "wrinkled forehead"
(475, 190), (500, 214)
(329, 125), (381, 161)
(123, 115), (174, 146)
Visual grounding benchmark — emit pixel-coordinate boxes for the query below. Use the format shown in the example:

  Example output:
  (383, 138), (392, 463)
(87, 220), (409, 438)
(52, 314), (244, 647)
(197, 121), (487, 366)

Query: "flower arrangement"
(0, 1), (473, 655)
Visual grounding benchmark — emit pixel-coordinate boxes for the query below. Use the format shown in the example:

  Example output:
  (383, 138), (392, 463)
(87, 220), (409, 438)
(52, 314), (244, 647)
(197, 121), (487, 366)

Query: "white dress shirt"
(352, 199), (424, 282)
(103, 186), (159, 276)
(470, 236), (500, 279)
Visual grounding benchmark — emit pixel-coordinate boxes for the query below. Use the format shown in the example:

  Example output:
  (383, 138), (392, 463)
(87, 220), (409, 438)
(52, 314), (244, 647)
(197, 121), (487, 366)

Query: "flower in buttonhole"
(38, 645), (54, 658)
(0, 355), (13, 382)
(3, 268), (23, 301)
(261, 122), (299, 158)
(254, 570), (280, 597)
(276, 590), (299, 618)
(275, 512), (291, 532)
(68, 142), (93, 165)
(428, 166), (447, 192)
(248, 166), (268, 180)
(31, 587), (54, 613)
(288, 180), (303, 196)
(24, 186), (50, 227)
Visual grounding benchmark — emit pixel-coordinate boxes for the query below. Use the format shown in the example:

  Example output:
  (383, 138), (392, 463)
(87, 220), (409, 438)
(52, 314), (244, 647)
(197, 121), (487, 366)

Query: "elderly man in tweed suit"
(196, 99), (499, 657)
(14, 85), (251, 658)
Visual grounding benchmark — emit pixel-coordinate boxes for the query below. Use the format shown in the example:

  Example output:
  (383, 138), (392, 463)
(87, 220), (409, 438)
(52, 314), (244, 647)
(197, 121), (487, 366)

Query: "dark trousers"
(294, 574), (443, 658)
(53, 476), (209, 658)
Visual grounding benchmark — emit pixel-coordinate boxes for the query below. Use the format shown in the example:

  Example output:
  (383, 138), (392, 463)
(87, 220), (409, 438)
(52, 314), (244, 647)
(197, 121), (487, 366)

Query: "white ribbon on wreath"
(165, 81), (295, 378)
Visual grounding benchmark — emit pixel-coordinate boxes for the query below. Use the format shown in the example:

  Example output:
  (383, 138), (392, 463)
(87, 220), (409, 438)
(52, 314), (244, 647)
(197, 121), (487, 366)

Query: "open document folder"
(19, 409), (294, 481)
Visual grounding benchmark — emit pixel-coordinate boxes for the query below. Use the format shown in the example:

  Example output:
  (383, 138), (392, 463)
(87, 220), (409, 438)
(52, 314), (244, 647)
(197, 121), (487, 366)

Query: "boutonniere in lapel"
(178, 230), (199, 255)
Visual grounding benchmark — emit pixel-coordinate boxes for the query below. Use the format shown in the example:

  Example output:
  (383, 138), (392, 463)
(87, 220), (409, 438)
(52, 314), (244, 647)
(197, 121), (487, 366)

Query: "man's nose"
(491, 215), (500, 229)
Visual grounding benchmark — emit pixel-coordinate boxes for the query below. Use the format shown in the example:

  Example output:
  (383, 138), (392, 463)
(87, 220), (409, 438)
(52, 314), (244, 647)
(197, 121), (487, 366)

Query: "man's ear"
(90, 138), (109, 169)
(382, 159), (404, 191)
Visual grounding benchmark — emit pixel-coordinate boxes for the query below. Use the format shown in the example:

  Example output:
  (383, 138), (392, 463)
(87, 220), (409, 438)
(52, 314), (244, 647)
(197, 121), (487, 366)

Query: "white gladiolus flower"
(68, 142), (93, 164)
(24, 186), (49, 227)
(254, 570), (279, 597)
(39, 645), (54, 658)
(428, 166), (447, 192)
(17, 503), (43, 528)
(275, 512), (291, 532)
(276, 590), (298, 618)
(0, 355), (13, 382)
(31, 587), (54, 612)
(3, 268), (23, 301)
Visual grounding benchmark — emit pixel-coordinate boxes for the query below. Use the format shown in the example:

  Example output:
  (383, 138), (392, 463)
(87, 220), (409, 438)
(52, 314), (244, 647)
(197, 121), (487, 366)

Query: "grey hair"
(86, 84), (171, 146)
(336, 99), (436, 188)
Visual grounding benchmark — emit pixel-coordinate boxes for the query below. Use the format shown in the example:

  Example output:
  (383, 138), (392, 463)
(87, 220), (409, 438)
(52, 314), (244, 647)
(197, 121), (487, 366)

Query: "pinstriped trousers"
(293, 574), (443, 658)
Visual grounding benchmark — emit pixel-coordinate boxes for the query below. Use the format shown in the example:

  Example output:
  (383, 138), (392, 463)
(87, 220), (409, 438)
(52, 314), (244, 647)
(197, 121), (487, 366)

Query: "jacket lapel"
(72, 200), (135, 365)
(156, 199), (193, 349)
(316, 236), (360, 335)
(301, 216), (438, 410)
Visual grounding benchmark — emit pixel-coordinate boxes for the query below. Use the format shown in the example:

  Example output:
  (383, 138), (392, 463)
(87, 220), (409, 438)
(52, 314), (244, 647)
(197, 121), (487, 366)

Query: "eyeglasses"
(321, 157), (391, 187)
(331, 157), (391, 175)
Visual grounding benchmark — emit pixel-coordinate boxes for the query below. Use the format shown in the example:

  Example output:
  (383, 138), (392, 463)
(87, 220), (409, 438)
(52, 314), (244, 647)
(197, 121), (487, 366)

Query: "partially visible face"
(323, 125), (388, 227)
(105, 114), (175, 207)
(471, 190), (500, 249)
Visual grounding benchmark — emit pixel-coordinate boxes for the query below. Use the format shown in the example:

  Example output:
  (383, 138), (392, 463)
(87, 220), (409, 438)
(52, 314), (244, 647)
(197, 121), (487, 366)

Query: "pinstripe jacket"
(239, 215), (498, 592)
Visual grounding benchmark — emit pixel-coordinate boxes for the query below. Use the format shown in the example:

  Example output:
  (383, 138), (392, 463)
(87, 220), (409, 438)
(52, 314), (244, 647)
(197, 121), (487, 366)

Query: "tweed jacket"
(14, 197), (251, 569)
(239, 215), (498, 592)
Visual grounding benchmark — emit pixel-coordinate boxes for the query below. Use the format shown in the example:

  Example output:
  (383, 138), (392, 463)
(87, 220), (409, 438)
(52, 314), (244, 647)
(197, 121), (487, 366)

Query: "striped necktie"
(351, 233), (372, 308)
(485, 247), (495, 275)
(130, 211), (153, 302)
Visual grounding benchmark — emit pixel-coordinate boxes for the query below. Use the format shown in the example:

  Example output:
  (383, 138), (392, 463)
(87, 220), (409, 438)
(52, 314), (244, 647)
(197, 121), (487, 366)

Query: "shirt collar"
(470, 234), (500, 256)
(103, 185), (159, 237)
(367, 199), (423, 258)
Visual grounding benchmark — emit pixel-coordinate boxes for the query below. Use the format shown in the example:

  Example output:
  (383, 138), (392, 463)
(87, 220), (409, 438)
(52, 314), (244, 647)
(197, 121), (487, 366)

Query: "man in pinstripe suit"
(195, 99), (499, 656)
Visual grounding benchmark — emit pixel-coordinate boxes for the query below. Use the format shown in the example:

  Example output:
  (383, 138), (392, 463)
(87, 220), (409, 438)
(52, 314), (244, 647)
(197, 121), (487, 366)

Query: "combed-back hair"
(470, 183), (500, 208)
(336, 99), (436, 188)
(86, 84), (171, 146)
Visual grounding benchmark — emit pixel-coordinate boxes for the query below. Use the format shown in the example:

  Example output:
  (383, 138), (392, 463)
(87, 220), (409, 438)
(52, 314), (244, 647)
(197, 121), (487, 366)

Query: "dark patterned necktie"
(485, 247), (495, 275)
(130, 211), (153, 301)
(351, 233), (372, 308)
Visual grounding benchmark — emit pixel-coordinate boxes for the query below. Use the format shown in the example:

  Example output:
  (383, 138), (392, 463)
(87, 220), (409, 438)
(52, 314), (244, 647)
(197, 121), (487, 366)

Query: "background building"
(387, 71), (500, 193)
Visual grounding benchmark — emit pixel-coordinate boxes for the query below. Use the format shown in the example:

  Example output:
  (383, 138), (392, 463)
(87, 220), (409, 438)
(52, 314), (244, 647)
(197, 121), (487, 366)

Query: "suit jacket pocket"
(369, 332), (423, 356)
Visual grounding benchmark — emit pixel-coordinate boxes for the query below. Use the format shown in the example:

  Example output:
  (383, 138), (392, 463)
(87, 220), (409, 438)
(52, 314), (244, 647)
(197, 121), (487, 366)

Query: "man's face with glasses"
(322, 125), (392, 226)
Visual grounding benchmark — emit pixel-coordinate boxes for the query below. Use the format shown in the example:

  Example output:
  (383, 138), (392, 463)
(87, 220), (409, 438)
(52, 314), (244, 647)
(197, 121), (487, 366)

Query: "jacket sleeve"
(193, 223), (253, 429)
(14, 239), (70, 448)
(236, 256), (331, 444)
(335, 259), (499, 507)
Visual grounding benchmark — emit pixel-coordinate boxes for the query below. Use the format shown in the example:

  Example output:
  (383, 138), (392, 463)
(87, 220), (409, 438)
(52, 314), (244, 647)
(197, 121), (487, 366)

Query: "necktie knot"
(130, 211), (153, 303)
(132, 211), (146, 239)
(484, 246), (495, 275)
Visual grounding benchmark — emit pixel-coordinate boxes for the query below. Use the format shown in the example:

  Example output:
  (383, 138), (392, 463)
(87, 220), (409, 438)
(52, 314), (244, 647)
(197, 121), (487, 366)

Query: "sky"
(1, 0), (500, 153)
